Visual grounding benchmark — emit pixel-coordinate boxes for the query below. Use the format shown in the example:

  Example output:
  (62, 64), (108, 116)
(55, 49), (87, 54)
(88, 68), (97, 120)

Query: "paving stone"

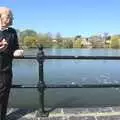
(97, 115), (120, 120)
(98, 107), (113, 112)
(64, 108), (89, 114)
(39, 117), (50, 120)
(49, 117), (68, 120)
(112, 106), (120, 112)
(4, 107), (120, 120)
(87, 107), (100, 113)
(64, 108), (86, 114)
(69, 116), (95, 120)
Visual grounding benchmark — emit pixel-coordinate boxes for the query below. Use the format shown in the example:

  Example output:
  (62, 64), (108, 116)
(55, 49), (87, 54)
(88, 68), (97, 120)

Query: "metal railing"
(13, 45), (120, 117)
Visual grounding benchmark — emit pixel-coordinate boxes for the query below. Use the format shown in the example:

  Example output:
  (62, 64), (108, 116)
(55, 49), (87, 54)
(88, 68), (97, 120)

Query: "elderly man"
(0, 7), (23, 120)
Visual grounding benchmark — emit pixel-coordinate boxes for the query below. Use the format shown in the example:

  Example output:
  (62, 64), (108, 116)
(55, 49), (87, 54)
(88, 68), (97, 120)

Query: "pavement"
(5, 106), (120, 120)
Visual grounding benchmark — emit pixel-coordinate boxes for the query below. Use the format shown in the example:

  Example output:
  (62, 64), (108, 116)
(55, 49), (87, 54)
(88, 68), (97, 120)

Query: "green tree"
(44, 32), (53, 47)
(73, 35), (82, 48)
(111, 36), (120, 49)
(62, 40), (73, 48)
(37, 33), (53, 48)
(19, 29), (38, 45)
(23, 36), (38, 48)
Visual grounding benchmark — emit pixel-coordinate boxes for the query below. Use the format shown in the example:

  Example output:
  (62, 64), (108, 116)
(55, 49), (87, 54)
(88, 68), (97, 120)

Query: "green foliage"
(62, 40), (73, 48)
(73, 39), (82, 48)
(72, 35), (82, 48)
(111, 36), (120, 49)
(38, 33), (52, 48)
(24, 36), (38, 48)
(16, 28), (120, 49)
(19, 29), (38, 43)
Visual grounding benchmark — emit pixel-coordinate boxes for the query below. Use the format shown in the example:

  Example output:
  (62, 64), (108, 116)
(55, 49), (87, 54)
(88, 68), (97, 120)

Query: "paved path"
(5, 106), (120, 120)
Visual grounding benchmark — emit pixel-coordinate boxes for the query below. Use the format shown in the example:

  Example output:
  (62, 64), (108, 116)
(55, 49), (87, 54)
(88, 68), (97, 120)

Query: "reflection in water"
(9, 49), (120, 108)
(9, 88), (120, 108)
(12, 49), (120, 85)
(13, 59), (38, 84)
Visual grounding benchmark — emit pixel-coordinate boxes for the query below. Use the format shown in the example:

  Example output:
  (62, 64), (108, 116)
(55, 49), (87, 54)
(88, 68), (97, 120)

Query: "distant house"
(52, 39), (57, 43)
(105, 40), (111, 44)
(81, 38), (92, 48)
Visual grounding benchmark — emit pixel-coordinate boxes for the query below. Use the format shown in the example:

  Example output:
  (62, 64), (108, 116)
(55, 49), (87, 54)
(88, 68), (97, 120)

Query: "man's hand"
(0, 39), (8, 52)
(13, 49), (24, 57)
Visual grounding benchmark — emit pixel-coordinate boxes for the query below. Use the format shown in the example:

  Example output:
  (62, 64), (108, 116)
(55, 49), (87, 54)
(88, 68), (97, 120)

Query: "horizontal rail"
(14, 56), (36, 59)
(12, 84), (120, 88)
(14, 55), (120, 60)
(45, 56), (120, 60)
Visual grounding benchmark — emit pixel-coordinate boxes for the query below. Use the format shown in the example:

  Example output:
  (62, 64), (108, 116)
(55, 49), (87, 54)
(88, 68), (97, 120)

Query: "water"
(12, 48), (120, 85)
(8, 48), (120, 108)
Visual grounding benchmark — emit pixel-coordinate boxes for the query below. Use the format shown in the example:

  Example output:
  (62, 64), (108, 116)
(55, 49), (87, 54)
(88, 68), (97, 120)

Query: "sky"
(0, 0), (120, 37)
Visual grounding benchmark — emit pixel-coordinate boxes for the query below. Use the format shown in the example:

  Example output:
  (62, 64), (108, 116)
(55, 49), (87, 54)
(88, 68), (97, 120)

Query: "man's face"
(0, 14), (13, 27)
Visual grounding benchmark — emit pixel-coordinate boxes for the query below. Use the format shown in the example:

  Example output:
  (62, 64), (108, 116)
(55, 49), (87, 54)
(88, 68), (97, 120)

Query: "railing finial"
(37, 44), (43, 51)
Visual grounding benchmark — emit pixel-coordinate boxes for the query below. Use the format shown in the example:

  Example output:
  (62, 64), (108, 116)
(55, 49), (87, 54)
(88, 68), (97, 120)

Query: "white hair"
(0, 6), (13, 27)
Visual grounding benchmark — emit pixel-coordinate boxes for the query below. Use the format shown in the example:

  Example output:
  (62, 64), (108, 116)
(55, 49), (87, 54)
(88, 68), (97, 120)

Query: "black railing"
(13, 45), (120, 117)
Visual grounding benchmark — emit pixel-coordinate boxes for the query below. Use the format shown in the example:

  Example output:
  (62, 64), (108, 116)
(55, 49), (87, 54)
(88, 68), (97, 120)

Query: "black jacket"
(0, 27), (19, 72)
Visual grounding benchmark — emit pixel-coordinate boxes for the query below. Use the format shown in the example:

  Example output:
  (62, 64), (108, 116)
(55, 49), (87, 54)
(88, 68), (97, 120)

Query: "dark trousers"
(0, 72), (12, 120)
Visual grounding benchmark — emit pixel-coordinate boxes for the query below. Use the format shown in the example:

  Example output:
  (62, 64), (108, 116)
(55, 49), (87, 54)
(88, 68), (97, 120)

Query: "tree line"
(16, 29), (120, 49)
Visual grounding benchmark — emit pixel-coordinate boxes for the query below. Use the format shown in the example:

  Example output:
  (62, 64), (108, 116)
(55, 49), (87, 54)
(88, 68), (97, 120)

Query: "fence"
(13, 45), (120, 117)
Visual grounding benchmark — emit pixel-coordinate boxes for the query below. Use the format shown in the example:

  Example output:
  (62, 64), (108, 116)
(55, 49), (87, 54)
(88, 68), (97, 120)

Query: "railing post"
(36, 45), (48, 117)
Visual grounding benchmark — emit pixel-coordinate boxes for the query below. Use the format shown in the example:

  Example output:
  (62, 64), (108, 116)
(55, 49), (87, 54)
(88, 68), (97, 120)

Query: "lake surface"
(8, 48), (120, 108)
(12, 48), (120, 85)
